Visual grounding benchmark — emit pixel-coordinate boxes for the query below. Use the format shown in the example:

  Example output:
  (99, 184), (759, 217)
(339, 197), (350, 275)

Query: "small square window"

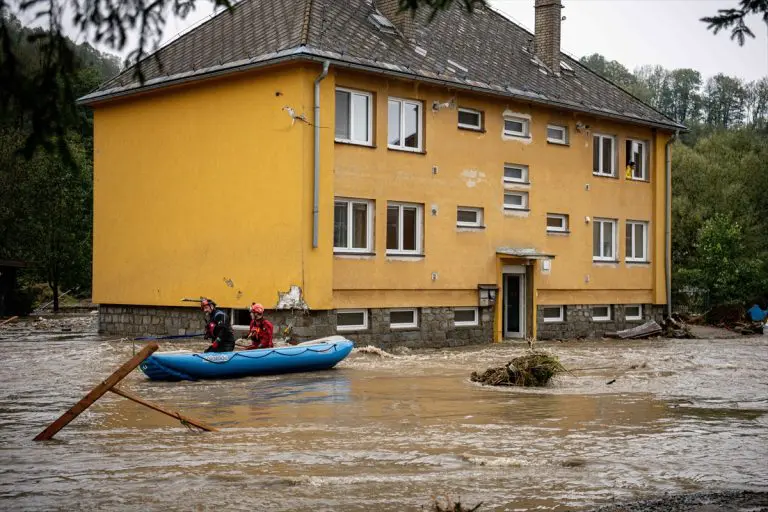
(458, 108), (482, 130)
(336, 309), (368, 331)
(546, 213), (569, 233)
(503, 116), (529, 137)
(454, 307), (479, 326)
(592, 305), (612, 322)
(504, 191), (528, 210)
(390, 308), (418, 329)
(504, 163), (529, 184)
(230, 308), (251, 328)
(546, 124), (568, 144)
(542, 306), (564, 323)
(457, 207), (483, 227)
(625, 305), (642, 321)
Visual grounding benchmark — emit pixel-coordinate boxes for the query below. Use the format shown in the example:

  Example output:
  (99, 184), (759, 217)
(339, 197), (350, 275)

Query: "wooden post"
(109, 386), (217, 432)
(33, 342), (159, 441)
(0, 316), (19, 326)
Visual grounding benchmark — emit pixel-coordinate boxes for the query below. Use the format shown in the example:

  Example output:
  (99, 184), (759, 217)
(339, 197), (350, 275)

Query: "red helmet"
(250, 303), (264, 315)
(200, 298), (216, 310)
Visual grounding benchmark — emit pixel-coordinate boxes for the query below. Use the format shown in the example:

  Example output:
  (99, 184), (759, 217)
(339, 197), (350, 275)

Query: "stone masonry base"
(98, 305), (494, 349)
(536, 304), (666, 340)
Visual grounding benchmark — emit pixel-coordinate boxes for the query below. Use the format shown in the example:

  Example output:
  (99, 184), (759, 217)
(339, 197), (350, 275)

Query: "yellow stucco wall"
(92, 65), (334, 310)
(331, 69), (671, 314)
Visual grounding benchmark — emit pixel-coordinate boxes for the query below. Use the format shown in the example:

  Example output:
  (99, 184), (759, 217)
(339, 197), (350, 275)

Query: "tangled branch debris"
(470, 351), (567, 387)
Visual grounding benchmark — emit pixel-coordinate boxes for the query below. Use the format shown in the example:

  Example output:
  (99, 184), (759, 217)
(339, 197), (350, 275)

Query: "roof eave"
(78, 47), (686, 132)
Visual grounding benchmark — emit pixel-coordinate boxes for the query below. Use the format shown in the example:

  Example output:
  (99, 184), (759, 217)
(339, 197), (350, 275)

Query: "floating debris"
(354, 346), (396, 358)
(470, 351), (567, 387)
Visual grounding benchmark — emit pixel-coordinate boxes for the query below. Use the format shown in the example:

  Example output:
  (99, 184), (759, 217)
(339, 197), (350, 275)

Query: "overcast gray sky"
(73, 0), (768, 82)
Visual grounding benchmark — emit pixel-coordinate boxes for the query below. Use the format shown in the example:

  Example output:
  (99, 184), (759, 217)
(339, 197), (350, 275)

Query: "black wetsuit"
(203, 309), (236, 352)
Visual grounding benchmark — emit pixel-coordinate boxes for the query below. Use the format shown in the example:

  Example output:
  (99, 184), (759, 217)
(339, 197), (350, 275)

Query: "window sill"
(592, 172), (618, 179)
(457, 225), (486, 231)
(504, 208), (530, 213)
(335, 139), (376, 148)
(542, 320), (565, 324)
(503, 180), (531, 186)
(547, 140), (569, 146)
(546, 230), (570, 236)
(458, 126), (485, 133)
(627, 177), (650, 183)
(390, 325), (419, 331)
(387, 146), (426, 155)
(593, 260), (619, 267)
(336, 327), (369, 333)
(626, 260), (650, 266)
(334, 252), (376, 259)
(386, 253), (425, 260)
(453, 323), (479, 328)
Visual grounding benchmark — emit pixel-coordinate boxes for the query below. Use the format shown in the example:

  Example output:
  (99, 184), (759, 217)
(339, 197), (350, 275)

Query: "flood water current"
(1, 320), (767, 511)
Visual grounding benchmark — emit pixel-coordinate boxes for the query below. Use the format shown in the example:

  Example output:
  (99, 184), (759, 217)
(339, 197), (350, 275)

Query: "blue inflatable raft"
(140, 337), (354, 381)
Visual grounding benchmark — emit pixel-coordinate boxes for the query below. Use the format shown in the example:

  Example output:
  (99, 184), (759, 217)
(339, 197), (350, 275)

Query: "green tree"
(703, 74), (746, 129)
(702, 0), (768, 46)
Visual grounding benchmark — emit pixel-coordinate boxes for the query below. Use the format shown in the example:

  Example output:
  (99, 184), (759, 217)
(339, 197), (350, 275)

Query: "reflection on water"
(0, 330), (767, 511)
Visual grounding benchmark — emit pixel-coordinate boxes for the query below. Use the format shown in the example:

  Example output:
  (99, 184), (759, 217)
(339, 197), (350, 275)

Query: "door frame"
(503, 266), (526, 339)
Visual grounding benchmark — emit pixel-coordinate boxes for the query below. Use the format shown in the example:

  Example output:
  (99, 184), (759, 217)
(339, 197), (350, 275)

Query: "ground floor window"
(336, 309), (368, 331)
(542, 305), (564, 323)
(625, 305), (643, 321)
(453, 307), (478, 326)
(592, 305), (612, 321)
(390, 308), (418, 329)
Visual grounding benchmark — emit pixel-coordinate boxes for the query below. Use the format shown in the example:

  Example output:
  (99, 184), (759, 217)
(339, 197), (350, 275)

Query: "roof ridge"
(300, 0), (313, 45)
(484, 2), (680, 128)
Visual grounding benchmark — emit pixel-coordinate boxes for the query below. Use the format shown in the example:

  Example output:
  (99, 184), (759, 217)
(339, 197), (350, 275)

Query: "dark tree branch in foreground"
(701, 0), (768, 46)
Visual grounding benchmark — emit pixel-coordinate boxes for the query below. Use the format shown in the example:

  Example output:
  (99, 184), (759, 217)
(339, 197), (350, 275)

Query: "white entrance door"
(503, 273), (526, 338)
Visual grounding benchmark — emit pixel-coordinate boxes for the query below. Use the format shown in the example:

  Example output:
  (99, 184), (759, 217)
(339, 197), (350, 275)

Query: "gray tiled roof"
(86, 0), (682, 130)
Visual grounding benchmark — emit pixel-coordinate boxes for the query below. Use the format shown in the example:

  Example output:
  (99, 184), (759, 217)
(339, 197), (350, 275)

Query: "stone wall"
(536, 304), (665, 340)
(98, 305), (494, 348)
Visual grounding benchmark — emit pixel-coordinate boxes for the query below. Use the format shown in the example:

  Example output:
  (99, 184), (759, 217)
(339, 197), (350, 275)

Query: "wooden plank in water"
(616, 320), (662, 340)
(109, 386), (217, 432)
(33, 342), (159, 441)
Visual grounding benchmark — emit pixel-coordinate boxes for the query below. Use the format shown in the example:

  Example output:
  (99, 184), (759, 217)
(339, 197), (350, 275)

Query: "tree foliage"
(701, 0), (768, 46)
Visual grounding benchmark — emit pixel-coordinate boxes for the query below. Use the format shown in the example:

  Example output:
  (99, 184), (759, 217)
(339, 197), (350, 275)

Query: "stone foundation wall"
(536, 304), (665, 340)
(98, 305), (494, 348)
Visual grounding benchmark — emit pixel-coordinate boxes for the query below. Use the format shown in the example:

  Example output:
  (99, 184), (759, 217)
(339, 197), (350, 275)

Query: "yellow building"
(82, 0), (684, 345)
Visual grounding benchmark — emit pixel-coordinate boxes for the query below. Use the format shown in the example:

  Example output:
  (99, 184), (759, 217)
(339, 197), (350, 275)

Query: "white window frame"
(504, 191), (529, 211)
(388, 97), (423, 152)
(453, 307), (479, 326)
(593, 218), (617, 261)
(390, 308), (418, 329)
(503, 116), (530, 138)
(457, 206), (483, 228)
(229, 308), (251, 330)
(593, 133), (616, 177)
(503, 163), (529, 184)
(542, 305), (564, 323)
(333, 198), (374, 253)
(626, 220), (649, 262)
(626, 139), (648, 181)
(386, 202), (423, 255)
(336, 309), (369, 331)
(546, 213), (568, 233)
(592, 305), (612, 322)
(335, 87), (373, 146)
(546, 124), (568, 144)
(625, 305), (643, 321)
(457, 108), (483, 131)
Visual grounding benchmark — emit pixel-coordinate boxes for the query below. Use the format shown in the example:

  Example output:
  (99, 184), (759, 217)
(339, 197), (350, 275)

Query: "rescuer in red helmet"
(244, 302), (274, 349)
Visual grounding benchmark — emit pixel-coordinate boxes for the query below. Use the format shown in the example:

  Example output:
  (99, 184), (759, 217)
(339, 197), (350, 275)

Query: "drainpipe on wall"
(313, 61), (330, 249)
(664, 130), (679, 318)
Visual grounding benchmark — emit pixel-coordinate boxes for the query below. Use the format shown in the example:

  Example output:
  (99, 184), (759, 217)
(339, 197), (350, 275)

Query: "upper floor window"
(626, 220), (649, 262)
(458, 108), (483, 131)
(334, 198), (374, 253)
(335, 88), (372, 146)
(593, 134), (615, 177)
(504, 191), (529, 211)
(503, 116), (530, 138)
(457, 206), (483, 228)
(546, 213), (569, 233)
(388, 98), (422, 151)
(593, 218), (616, 261)
(546, 124), (568, 144)
(386, 202), (423, 255)
(504, 163), (529, 184)
(626, 139), (647, 180)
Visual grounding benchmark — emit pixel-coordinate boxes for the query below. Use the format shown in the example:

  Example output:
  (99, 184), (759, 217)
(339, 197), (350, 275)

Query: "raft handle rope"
(193, 344), (339, 364)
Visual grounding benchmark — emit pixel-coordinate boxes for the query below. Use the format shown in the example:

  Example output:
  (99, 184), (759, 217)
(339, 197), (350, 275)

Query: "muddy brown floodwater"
(1, 318), (767, 511)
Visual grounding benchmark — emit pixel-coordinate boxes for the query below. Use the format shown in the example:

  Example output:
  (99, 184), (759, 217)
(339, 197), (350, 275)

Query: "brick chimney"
(374, 0), (417, 41)
(534, 0), (563, 73)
